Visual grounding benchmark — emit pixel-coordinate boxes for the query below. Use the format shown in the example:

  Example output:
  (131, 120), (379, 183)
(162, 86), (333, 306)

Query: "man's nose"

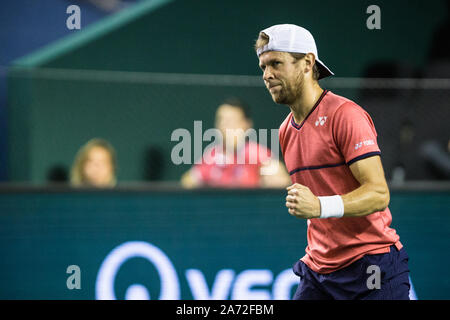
(263, 67), (274, 81)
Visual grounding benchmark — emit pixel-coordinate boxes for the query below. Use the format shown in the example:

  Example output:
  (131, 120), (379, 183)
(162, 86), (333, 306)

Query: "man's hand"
(285, 183), (321, 219)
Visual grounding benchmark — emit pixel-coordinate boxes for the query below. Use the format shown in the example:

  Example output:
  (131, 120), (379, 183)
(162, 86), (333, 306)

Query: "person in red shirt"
(181, 98), (290, 188)
(255, 24), (410, 299)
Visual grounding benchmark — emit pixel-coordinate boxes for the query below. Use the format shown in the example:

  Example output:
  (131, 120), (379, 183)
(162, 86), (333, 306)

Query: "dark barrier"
(0, 186), (449, 299)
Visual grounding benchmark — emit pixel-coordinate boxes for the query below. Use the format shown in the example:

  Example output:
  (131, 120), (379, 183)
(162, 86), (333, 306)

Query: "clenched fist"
(285, 183), (321, 219)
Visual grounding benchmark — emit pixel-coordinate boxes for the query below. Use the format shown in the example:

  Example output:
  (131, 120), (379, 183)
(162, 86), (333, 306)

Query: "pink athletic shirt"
(192, 141), (271, 188)
(279, 90), (402, 274)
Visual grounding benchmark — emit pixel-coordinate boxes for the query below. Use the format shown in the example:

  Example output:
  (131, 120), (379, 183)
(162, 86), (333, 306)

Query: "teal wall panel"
(0, 189), (448, 299)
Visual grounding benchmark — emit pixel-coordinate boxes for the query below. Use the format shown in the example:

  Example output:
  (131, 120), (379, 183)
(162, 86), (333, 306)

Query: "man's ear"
(303, 53), (316, 74)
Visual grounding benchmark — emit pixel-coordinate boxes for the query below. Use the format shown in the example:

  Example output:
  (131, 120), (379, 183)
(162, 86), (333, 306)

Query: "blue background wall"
(0, 0), (137, 181)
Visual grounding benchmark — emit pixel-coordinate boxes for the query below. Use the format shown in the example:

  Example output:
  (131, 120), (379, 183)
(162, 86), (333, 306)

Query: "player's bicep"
(349, 155), (387, 188)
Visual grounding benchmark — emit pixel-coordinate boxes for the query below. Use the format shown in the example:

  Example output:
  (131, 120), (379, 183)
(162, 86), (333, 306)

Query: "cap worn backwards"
(257, 24), (334, 80)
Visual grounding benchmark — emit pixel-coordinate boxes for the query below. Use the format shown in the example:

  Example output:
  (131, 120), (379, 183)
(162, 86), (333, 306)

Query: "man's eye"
(274, 61), (281, 66)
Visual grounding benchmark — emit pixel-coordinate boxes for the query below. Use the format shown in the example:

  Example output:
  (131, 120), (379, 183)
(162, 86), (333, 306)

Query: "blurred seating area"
(1, 0), (449, 187)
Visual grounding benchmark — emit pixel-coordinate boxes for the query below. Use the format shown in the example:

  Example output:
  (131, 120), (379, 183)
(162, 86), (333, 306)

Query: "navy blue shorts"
(292, 245), (410, 300)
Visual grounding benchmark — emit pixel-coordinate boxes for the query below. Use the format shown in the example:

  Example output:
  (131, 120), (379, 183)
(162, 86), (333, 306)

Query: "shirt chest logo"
(315, 116), (327, 126)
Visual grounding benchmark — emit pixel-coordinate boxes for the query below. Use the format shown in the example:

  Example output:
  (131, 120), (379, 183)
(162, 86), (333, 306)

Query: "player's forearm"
(340, 182), (390, 217)
(286, 180), (389, 219)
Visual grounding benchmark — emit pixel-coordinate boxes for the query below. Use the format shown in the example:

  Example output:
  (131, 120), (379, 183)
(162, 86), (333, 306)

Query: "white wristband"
(318, 195), (344, 218)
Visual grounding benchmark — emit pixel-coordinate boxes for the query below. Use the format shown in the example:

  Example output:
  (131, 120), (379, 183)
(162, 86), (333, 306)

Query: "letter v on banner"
(185, 269), (235, 299)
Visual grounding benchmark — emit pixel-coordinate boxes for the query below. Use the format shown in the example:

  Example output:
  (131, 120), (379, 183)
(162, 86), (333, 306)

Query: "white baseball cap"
(256, 24), (334, 80)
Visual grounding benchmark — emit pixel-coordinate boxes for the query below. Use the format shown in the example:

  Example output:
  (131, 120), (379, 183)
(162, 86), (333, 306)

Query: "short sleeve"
(332, 102), (381, 165)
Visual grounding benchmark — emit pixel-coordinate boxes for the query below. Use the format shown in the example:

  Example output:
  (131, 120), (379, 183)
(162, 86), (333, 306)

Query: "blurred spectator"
(70, 138), (117, 187)
(47, 165), (69, 183)
(391, 120), (416, 184)
(144, 146), (165, 181)
(181, 98), (291, 188)
(419, 139), (450, 180)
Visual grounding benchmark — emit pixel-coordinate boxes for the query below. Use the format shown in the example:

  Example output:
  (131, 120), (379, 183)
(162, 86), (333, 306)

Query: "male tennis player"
(255, 24), (410, 299)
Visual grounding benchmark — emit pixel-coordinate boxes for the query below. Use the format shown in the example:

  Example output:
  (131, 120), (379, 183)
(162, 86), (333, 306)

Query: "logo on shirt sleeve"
(355, 139), (375, 150)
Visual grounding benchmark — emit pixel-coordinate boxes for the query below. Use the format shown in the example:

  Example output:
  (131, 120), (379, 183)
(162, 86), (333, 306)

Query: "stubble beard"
(271, 72), (304, 106)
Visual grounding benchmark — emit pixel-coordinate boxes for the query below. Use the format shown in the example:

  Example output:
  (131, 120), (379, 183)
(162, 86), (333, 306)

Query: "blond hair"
(70, 138), (117, 187)
(254, 32), (320, 80)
